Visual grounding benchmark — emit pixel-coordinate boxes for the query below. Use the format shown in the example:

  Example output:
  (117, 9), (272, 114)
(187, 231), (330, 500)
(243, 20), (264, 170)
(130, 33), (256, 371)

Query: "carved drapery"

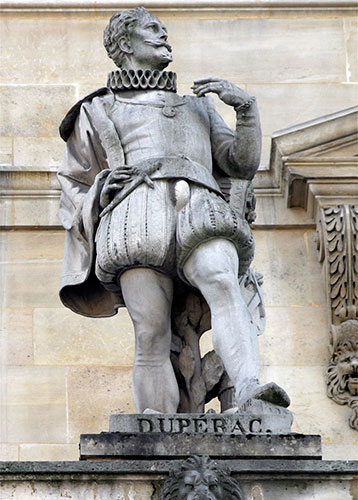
(316, 204), (358, 430)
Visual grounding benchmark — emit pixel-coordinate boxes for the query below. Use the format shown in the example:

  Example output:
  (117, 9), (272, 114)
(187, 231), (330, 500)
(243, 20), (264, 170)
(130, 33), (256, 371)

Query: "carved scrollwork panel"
(351, 206), (358, 316)
(317, 205), (358, 324)
(316, 204), (358, 430)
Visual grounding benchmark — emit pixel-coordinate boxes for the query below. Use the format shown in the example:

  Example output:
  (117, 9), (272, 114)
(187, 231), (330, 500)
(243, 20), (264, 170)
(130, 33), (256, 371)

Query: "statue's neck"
(107, 68), (177, 93)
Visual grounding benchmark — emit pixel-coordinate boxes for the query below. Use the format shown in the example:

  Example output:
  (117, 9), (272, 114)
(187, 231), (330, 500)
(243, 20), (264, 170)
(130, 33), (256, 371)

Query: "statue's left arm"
(192, 77), (262, 180)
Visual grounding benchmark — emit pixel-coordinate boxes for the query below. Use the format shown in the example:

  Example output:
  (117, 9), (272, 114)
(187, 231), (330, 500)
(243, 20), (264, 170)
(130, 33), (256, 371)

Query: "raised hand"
(191, 77), (250, 107)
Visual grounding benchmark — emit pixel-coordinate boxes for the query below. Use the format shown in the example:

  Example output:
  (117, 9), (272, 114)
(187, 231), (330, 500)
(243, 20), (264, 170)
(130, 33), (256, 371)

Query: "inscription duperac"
(109, 408), (293, 435)
(137, 415), (251, 434)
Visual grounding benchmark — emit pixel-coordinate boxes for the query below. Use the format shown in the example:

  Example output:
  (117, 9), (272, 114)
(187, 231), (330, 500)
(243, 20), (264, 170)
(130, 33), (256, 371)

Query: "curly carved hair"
(327, 320), (358, 430)
(103, 7), (156, 68)
(160, 455), (244, 500)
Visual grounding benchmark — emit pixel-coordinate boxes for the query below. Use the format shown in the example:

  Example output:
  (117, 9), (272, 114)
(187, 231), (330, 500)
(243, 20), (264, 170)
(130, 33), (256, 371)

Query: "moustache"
(144, 40), (172, 53)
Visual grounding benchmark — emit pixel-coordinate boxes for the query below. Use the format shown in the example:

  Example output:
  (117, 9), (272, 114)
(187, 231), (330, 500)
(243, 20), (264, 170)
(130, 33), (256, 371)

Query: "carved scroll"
(317, 205), (358, 324)
(317, 205), (358, 429)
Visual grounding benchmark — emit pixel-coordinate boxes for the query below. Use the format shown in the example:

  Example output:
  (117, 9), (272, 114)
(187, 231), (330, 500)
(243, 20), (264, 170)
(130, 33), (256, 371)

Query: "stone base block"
(80, 432), (321, 460)
(109, 405), (293, 435)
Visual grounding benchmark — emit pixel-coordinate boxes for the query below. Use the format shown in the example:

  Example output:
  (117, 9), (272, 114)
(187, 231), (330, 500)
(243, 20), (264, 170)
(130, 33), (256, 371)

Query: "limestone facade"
(0, 0), (357, 462)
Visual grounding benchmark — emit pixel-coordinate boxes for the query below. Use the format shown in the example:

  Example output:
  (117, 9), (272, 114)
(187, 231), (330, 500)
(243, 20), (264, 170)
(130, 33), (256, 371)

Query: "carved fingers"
(108, 165), (134, 182)
(100, 166), (134, 208)
(191, 77), (250, 107)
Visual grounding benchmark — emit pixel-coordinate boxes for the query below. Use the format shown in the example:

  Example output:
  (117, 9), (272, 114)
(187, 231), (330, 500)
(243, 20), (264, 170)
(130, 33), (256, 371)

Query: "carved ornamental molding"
(272, 107), (358, 221)
(317, 205), (358, 325)
(248, 106), (358, 228)
(317, 205), (358, 430)
(1, 0), (356, 11)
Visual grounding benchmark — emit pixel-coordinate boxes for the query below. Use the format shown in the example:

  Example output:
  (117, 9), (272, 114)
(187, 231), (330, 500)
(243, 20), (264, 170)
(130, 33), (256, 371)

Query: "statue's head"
(104, 7), (172, 71)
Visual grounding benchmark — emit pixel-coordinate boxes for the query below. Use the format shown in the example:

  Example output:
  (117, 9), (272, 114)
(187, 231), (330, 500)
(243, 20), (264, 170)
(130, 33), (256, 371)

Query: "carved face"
(160, 455), (244, 500)
(334, 349), (358, 395)
(125, 16), (172, 70)
(327, 323), (358, 430)
(178, 470), (219, 500)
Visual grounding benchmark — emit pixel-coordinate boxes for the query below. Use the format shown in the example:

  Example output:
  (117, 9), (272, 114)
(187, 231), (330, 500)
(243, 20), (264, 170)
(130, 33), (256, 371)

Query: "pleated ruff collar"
(107, 69), (177, 93)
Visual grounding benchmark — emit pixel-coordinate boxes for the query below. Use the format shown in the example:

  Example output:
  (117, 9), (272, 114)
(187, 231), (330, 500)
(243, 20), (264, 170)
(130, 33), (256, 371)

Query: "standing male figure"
(58, 7), (290, 414)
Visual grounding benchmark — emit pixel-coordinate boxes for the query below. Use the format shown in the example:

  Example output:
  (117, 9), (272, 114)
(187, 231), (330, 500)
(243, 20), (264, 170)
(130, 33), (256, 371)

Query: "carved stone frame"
(316, 205), (358, 430)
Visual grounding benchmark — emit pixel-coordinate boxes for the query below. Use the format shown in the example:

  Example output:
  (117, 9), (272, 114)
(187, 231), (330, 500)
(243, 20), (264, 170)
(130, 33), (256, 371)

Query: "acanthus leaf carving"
(317, 204), (358, 430)
(317, 205), (357, 324)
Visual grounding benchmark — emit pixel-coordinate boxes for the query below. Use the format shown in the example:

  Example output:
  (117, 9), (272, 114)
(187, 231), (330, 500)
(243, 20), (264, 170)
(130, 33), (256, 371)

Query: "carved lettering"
(193, 418), (208, 433)
(138, 418), (153, 433)
(249, 419), (262, 433)
(230, 418), (246, 434)
(177, 418), (191, 432)
(158, 417), (174, 433)
(213, 418), (226, 433)
(135, 415), (262, 434)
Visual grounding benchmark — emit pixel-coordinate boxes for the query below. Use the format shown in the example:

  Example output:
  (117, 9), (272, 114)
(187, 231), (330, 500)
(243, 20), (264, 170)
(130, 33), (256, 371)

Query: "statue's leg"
(120, 268), (179, 414)
(183, 238), (289, 409)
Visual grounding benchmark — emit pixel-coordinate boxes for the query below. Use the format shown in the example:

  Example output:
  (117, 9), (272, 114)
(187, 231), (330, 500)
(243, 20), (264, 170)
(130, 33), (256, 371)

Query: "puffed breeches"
(95, 180), (254, 292)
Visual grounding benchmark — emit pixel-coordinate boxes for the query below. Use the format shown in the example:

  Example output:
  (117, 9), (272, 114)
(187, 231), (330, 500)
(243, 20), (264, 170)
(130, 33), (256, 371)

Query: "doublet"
(57, 84), (261, 317)
(94, 90), (254, 291)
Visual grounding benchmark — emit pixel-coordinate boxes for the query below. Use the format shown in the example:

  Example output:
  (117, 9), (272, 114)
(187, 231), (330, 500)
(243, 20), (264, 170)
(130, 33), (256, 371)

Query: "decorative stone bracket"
(160, 455), (244, 500)
(279, 108), (358, 222)
(316, 205), (358, 430)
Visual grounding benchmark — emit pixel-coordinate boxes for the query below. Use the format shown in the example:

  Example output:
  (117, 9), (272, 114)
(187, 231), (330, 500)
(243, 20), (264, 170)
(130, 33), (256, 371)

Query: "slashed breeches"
(95, 179), (254, 291)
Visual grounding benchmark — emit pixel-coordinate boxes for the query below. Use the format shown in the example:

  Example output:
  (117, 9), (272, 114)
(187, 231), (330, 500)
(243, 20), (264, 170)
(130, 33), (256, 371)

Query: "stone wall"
(1, 460), (357, 500)
(1, 0), (357, 462)
(1, 3), (357, 170)
(2, 227), (357, 461)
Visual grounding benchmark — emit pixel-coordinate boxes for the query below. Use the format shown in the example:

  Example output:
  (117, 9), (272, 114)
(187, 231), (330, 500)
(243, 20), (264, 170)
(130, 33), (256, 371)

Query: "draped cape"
(58, 89), (123, 317)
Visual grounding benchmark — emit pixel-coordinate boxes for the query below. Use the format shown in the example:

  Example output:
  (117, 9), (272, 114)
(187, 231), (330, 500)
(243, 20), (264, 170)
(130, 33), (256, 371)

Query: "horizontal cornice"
(1, 0), (357, 11)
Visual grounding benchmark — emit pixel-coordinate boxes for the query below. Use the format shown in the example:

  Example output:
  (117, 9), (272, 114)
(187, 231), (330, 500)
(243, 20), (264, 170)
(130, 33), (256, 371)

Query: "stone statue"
(58, 6), (290, 415)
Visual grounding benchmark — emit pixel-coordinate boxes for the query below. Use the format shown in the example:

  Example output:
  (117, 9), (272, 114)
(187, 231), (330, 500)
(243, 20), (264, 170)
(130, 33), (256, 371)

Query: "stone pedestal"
(77, 412), (327, 497)
(80, 413), (321, 461)
(3, 413), (356, 499)
(80, 430), (322, 460)
(0, 413), (355, 500)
